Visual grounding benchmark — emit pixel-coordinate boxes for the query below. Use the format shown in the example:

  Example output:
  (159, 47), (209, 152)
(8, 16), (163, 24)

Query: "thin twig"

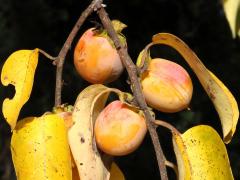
(165, 160), (178, 178)
(154, 120), (181, 178)
(38, 49), (57, 61)
(96, 3), (168, 180)
(154, 120), (181, 135)
(54, 0), (103, 106)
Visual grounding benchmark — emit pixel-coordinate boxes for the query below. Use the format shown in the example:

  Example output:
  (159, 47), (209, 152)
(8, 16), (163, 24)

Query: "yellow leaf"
(68, 84), (127, 180)
(173, 125), (233, 180)
(71, 162), (125, 180)
(11, 114), (72, 180)
(208, 70), (239, 143)
(151, 33), (239, 143)
(1, 49), (39, 130)
(172, 132), (192, 180)
(223, 0), (240, 38)
(110, 163), (125, 180)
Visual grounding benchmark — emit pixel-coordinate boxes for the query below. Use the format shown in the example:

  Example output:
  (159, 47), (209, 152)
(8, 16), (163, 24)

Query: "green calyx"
(94, 20), (127, 49)
(111, 20), (127, 33)
(136, 48), (152, 75)
(52, 104), (74, 114)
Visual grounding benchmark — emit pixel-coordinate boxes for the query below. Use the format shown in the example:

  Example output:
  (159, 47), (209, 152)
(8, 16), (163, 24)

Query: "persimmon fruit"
(74, 26), (125, 84)
(94, 100), (147, 156)
(141, 58), (193, 113)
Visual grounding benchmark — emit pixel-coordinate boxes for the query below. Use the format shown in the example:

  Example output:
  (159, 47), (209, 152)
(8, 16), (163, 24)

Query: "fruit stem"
(38, 49), (57, 61)
(54, 0), (103, 106)
(154, 120), (181, 135)
(165, 160), (179, 178)
(96, 3), (168, 180)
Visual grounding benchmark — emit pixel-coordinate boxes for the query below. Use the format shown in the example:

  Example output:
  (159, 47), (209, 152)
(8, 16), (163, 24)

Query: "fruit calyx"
(94, 20), (127, 48)
(52, 104), (74, 113)
(52, 104), (74, 129)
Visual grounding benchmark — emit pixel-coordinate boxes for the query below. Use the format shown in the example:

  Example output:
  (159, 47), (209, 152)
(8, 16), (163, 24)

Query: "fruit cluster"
(5, 21), (197, 180)
(73, 23), (193, 155)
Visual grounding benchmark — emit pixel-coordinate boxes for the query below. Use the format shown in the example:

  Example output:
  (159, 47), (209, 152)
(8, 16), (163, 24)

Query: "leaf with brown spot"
(11, 114), (72, 179)
(173, 125), (233, 180)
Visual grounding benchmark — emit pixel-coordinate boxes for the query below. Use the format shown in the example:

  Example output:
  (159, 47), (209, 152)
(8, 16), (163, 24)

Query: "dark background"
(0, 0), (239, 179)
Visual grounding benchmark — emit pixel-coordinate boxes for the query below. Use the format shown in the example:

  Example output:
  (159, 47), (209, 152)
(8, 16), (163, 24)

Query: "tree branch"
(96, 3), (168, 180)
(54, 0), (103, 106)
(54, 0), (168, 179)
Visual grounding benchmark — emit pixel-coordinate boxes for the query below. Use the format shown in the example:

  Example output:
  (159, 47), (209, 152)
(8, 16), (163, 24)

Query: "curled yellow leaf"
(69, 84), (123, 180)
(173, 125), (233, 180)
(11, 114), (72, 180)
(223, 0), (240, 38)
(1, 49), (39, 130)
(149, 33), (239, 143)
(172, 132), (192, 180)
(208, 70), (239, 143)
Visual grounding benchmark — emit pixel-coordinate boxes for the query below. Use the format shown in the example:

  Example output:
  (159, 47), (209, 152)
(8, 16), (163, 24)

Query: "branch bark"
(54, 0), (103, 106)
(96, 3), (168, 180)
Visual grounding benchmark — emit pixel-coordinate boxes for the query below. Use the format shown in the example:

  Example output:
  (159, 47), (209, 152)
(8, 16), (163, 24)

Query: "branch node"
(53, 58), (59, 66)
(94, 2), (104, 11)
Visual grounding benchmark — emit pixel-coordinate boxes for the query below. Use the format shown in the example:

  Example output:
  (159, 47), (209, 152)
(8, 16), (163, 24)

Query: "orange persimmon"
(141, 58), (193, 113)
(94, 100), (147, 156)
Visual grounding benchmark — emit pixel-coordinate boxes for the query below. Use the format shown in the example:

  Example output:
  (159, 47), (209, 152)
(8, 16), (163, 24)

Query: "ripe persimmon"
(94, 100), (147, 156)
(74, 21), (126, 84)
(141, 58), (193, 113)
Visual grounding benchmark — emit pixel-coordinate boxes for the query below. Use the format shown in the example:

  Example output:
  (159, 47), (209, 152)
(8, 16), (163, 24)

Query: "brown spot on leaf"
(80, 137), (85, 143)
(206, 85), (216, 100)
(174, 37), (181, 43)
(159, 37), (167, 41)
(209, 92), (216, 100)
(45, 136), (52, 142)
